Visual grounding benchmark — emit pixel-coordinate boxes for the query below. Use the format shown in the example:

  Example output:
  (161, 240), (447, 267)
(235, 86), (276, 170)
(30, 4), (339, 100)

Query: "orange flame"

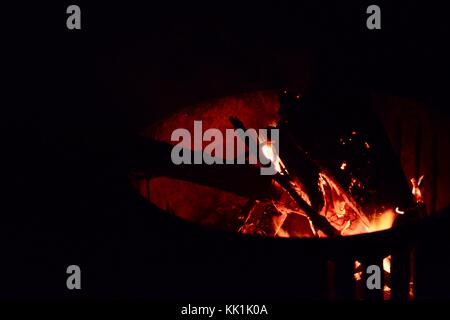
(369, 209), (396, 232)
(411, 175), (424, 203)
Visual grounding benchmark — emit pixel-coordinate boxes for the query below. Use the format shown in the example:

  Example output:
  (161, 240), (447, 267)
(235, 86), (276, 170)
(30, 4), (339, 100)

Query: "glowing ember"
(318, 173), (371, 236)
(340, 162), (347, 170)
(383, 255), (391, 274)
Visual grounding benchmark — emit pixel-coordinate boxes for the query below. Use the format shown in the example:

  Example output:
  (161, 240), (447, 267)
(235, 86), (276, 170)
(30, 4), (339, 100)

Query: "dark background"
(3, 1), (450, 300)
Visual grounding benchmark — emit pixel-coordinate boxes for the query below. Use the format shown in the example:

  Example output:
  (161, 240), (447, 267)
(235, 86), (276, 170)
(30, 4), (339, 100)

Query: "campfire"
(132, 90), (424, 238)
(130, 89), (429, 300)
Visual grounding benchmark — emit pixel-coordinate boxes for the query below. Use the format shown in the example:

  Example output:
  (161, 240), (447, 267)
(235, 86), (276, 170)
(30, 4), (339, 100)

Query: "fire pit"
(126, 88), (448, 300)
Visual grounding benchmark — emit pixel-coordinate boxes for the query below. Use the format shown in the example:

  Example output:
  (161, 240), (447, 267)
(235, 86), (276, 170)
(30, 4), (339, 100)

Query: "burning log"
(129, 138), (280, 201)
(229, 115), (340, 237)
(273, 173), (340, 237)
(239, 202), (288, 237)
